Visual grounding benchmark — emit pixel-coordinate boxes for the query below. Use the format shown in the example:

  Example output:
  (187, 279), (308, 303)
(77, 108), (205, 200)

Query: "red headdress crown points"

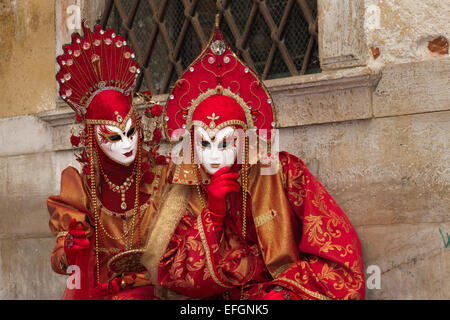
(164, 18), (276, 143)
(57, 21), (140, 126)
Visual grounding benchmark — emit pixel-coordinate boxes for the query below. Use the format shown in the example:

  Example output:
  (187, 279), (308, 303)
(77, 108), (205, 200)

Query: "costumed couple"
(47, 19), (365, 300)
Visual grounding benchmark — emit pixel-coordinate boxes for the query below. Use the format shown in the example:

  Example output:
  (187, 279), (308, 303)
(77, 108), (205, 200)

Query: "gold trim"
(171, 163), (210, 186)
(140, 184), (191, 285)
(272, 263), (292, 278)
(185, 87), (254, 136)
(99, 199), (150, 218)
(253, 209), (278, 228)
(106, 248), (145, 274)
(87, 107), (135, 132)
(56, 231), (69, 239)
(279, 158), (286, 189)
(196, 214), (233, 289)
(277, 277), (332, 300)
(192, 120), (247, 133)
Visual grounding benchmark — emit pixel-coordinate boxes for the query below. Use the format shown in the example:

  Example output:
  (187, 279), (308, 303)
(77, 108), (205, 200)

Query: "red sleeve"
(271, 152), (365, 300)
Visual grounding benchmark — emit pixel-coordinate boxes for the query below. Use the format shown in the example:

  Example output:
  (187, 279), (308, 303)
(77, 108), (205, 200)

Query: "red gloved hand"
(207, 166), (240, 225)
(64, 218), (90, 266)
(90, 278), (122, 299)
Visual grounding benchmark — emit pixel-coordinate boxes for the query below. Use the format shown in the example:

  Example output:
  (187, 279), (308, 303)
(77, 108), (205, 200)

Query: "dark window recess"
(101, 0), (320, 94)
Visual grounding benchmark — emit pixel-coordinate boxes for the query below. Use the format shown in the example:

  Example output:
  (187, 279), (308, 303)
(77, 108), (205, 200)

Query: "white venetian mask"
(194, 126), (237, 175)
(95, 118), (138, 166)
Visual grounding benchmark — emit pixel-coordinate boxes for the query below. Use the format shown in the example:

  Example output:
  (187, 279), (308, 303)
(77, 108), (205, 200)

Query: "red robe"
(145, 152), (365, 300)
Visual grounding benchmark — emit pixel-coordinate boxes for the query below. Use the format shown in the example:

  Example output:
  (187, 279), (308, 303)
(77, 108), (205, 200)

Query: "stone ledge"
(38, 98), (153, 128)
(38, 67), (381, 129)
(267, 67), (380, 127)
(265, 67), (380, 93)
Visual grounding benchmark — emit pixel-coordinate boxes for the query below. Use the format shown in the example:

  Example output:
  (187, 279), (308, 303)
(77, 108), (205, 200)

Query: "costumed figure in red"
(141, 18), (365, 300)
(48, 22), (168, 300)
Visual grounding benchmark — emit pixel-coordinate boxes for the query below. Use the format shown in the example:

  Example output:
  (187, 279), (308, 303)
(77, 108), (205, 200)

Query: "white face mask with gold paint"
(194, 126), (237, 175)
(95, 118), (138, 166)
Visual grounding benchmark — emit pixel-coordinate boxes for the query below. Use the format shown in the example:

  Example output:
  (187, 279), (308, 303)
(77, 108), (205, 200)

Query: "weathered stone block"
(279, 111), (450, 229)
(0, 151), (79, 237)
(318, 0), (368, 70)
(266, 67), (379, 128)
(365, 0), (450, 65)
(0, 236), (66, 299)
(373, 58), (450, 117)
(0, 0), (56, 118)
(358, 222), (450, 300)
(0, 116), (53, 157)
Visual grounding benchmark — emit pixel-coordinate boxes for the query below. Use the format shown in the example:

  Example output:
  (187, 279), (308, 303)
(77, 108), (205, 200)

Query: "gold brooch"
(206, 113), (220, 129)
(115, 111), (123, 123)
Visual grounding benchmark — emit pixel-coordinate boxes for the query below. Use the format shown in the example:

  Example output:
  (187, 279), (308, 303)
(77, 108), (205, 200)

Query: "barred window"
(102, 0), (319, 94)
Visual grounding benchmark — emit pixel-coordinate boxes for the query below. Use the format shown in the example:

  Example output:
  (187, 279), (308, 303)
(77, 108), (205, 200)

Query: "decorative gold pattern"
(192, 120), (247, 133)
(277, 277), (331, 300)
(98, 199), (150, 218)
(141, 184), (191, 285)
(56, 231), (69, 239)
(87, 107), (135, 132)
(253, 209), (278, 228)
(184, 88), (254, 140)
(303, 179), (353, 257)
(171, 163), (211, 186)
(106, 249), (146, 274)
(206, 113), (220, 129)
(272, 263), (292, 278)
(196, 213), (233, 288)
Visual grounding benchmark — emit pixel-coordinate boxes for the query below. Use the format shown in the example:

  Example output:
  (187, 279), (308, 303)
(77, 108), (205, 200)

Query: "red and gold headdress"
(57, 23), (156, 284)
(57, 21), (140, 129)
(164, 18), (278, 240)
(164, 18), (276, 142)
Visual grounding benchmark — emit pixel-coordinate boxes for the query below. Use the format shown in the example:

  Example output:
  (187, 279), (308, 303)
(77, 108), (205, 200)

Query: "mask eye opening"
(107, 134), (122, 142)
(201, 140), (211, 148)
(218, 140), (228, 150)
(127, 126), (136, 137)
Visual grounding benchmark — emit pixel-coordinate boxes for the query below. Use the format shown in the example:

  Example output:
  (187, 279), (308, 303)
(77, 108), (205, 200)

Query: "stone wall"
(0, 0), (449, 299)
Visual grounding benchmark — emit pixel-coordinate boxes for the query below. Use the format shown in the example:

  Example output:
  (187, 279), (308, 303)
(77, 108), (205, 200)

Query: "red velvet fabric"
(192, 95), (247, 129)
(165, 29), (275, 140)
(85, 90), (131, 122)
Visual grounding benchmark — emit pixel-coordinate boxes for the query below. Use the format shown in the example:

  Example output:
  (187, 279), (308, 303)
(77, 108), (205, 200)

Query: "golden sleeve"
(47, 166), (93, 274)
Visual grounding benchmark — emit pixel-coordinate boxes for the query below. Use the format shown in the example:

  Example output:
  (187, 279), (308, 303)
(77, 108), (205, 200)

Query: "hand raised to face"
(207, 166), (240, 217)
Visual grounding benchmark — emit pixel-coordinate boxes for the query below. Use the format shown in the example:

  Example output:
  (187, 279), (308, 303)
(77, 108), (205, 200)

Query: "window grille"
(101, 0), (319, 94)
